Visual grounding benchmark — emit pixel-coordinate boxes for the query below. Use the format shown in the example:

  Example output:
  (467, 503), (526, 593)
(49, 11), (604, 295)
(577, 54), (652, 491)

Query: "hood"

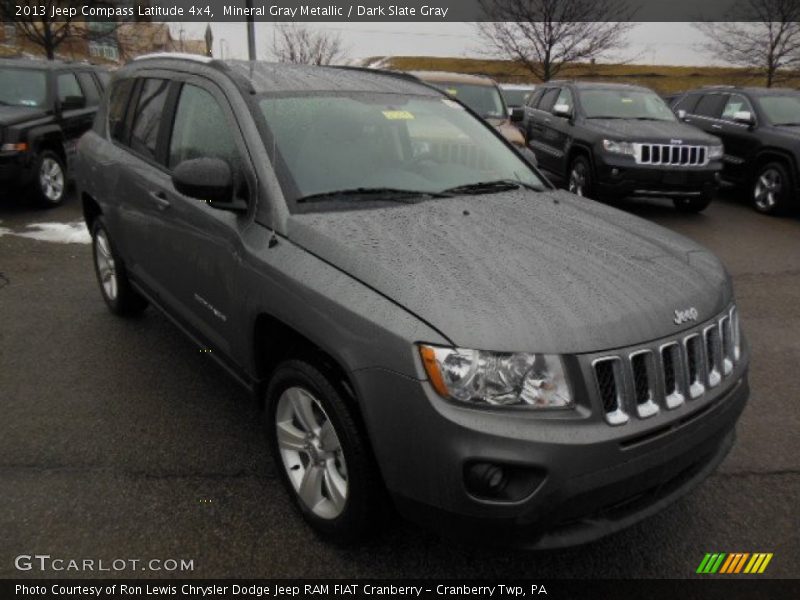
(583, 118), (720, 145)
(287, 190), (732, 354)
(0, 105), (47, 127)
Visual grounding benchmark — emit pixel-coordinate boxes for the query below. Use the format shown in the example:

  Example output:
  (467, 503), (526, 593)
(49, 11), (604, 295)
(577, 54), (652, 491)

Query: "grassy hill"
(371, 56), (800, 94)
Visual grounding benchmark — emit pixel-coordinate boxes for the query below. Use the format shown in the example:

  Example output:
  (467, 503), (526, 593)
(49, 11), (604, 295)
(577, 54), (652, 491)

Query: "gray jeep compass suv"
(76, 55), (749, 548)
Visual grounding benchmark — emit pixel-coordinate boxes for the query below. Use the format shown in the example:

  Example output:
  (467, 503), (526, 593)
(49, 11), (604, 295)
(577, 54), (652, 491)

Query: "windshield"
(579, 89), (676, 121)
(757, 94), (800, 126)
(432, 83), (507, 119)
(502, 88), (533, 107)
(258, 93), (544, 210)
(0, 68), (47, 108)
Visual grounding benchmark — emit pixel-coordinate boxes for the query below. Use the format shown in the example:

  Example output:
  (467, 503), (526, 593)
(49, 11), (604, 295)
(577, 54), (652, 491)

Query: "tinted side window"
(57, 72), (84, 103)
(721, 94), (754, 121)
(693, 94), (726, 119)
(526, 88), (544, 107)
(129, 78), (170, 161)
(673, 93), (700, 113)
(168, 84), (238, 169)
(537, 88), (560, 112)
(77, 72), (101, 106)
(108, 78), (135, 143)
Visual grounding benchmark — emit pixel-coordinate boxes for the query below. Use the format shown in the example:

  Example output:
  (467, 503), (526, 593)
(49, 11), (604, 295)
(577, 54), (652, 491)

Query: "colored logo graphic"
(696, 552), (773, 574)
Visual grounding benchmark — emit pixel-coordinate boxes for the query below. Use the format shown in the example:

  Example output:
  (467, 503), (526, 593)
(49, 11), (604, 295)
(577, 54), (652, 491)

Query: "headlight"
(707, 145), (723, 160)
(602, 139), (635, 156)
(418, 344), (573, 408)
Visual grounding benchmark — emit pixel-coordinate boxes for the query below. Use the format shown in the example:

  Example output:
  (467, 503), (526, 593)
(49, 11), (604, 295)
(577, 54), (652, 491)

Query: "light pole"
(246, 0), (256, 60)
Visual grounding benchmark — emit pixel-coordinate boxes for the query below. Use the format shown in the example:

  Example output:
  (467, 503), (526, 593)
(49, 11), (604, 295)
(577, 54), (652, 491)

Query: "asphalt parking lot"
(1, 189), (798, 579)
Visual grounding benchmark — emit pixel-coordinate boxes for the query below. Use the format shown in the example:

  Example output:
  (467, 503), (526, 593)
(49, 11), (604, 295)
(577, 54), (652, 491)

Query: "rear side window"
(108, 78), (135, 142)
(57, 72), (84, 103)
(77, 72), (101, 106)
(553, 88), (573, 111)
(129, 78), (170, 161)
(693, 94), (726, 119)
(673, 93), (700, 113)
(537, 88), (560, 112)
(527, 88), (544, 108)
(168, 84), (237, 169)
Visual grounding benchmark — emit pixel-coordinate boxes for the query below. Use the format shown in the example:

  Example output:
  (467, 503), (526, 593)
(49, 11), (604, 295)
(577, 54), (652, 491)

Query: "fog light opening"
(465, 462), (508, 498)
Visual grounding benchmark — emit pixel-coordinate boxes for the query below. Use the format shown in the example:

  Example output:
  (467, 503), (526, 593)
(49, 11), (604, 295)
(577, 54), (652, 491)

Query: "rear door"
(683, 92), (727, 136)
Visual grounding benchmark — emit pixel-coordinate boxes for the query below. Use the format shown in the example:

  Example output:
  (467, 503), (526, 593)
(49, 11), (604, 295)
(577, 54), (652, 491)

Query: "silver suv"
(76, 56), (749, 548)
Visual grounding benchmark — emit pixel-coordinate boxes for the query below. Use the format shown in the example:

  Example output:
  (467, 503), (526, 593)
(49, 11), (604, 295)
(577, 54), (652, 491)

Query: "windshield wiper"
(442, 179), (543, 196)
(296, 187), (451, 204)
(774, 122), (800, 126)
(586, 116), (626, 119)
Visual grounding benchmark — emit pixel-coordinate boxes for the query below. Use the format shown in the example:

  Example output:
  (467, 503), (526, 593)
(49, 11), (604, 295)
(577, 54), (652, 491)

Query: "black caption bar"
(3, 579), (800, 600)
(0, 0), (774, 23)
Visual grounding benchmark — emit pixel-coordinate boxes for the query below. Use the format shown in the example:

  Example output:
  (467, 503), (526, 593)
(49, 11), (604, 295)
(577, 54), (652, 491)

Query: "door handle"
(149, 190), (171, 211)
(711, 124), (723, 130)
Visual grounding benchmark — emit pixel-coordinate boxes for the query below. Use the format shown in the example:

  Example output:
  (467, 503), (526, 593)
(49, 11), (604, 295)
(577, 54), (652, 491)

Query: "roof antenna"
(268, 98), (279, 249)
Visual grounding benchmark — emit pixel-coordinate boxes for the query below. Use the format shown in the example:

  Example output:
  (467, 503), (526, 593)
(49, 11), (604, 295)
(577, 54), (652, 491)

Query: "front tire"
(91, 218), (148, 316)
(673, 194), (712, 213)
(265, 360), (382, 543)
(568, 155), (594, 199)
(33, 150), (67, 208)
(752, 162), (790, 215)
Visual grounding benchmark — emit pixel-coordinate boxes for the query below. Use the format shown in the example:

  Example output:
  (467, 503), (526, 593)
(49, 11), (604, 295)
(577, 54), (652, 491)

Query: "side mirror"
(677, 109), (687, 120)
(172, 158), (245, 212)
(734, 110), (754, 125)
(61, 95), (86, 110)
(552, 103), (571, 118)
(510, 106), (525, 123)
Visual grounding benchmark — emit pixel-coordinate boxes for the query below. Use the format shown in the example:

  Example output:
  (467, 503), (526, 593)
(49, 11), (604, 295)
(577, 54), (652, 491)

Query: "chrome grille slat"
(593, 308), (741, 425)
(634, 143), (710, 166)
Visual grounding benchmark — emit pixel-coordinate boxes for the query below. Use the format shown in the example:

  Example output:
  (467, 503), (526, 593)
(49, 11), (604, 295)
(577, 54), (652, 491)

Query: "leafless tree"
(695, 0), (800, 87)
(477, 0), (637, 82)
(271, 23), (347, 66)
(0, 0), (121, 60)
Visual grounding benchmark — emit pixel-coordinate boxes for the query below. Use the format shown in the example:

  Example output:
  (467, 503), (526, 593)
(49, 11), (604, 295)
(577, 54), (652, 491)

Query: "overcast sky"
(170, 22), (715, 67)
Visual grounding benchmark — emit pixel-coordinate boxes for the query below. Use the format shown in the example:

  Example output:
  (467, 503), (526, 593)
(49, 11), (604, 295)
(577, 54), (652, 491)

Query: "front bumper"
(353, 344), (748, 549)
(594, 154), (722, 199)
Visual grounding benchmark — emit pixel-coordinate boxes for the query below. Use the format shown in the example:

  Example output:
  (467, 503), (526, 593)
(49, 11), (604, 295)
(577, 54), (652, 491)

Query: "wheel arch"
(566, 143), (595, 179)
(82, 192), (103, 231)
(28, 126), (66, 165)
(753, 148), (797, 191)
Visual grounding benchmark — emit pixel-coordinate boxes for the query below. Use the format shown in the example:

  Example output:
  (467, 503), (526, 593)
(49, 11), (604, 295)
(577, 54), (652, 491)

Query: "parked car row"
(73, 55), (749, 548)
(0, 58), (109, 207)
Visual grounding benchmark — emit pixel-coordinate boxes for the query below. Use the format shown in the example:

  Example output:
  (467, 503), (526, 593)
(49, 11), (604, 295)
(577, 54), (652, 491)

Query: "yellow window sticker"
(621, 98), (633, 103)
(382, 110), (415, 120)
(446, 88), (458, 95)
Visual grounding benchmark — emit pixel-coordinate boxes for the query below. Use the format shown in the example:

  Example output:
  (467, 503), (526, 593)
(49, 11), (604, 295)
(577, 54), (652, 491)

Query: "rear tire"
(32, 150), (67, 208)
(673, 194), (712, 213)
(265, 359), (383, 544)
(91, 217), (148, 316)
(752, 162), (791, 215)
(567, 155), (595, 199)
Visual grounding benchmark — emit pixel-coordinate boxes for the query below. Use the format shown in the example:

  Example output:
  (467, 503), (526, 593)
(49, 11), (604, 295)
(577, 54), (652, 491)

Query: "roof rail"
(330, 65), (422, 83)
(132, 52), (214, 64)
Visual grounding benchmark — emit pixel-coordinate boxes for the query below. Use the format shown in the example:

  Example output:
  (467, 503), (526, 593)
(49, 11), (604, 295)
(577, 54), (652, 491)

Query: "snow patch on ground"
(0, 220), (91, 244)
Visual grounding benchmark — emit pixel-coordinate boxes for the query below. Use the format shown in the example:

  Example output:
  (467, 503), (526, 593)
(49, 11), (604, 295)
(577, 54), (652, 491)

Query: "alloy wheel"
(94, 230), (118, 301)
(39, 157), (65, 203)
(753, 168), (782, 212)
(275, 386), (348, 519)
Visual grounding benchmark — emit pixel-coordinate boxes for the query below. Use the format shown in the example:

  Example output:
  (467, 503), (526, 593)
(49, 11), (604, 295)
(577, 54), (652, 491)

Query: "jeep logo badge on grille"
(674, 307), (699, 325)
(671, 139), (683, 144)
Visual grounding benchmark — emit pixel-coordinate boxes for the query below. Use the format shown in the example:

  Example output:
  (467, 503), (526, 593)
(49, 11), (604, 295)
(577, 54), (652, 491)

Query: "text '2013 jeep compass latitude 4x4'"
(523, 81), (724, 213)
(76, 56), (749, 548)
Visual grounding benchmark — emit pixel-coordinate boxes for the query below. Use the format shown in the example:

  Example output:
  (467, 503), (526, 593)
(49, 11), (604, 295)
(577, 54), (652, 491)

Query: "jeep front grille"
(592, 306), (741, 426)
(634, 143), (708, 166)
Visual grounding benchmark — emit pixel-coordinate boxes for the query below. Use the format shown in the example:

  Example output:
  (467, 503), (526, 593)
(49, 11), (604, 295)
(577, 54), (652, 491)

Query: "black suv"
(671, 86), (800, 215)
(522, 81), (724, 212)
(0, 58), (108, 207)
